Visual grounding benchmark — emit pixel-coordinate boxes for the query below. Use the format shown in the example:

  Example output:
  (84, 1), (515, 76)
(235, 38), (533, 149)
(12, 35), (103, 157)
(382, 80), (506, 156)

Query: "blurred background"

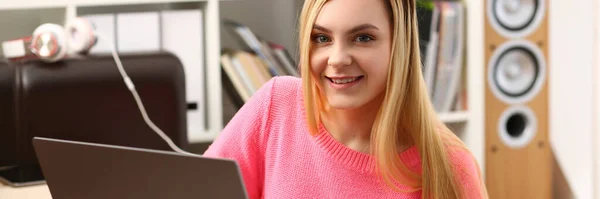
(0, 0), (599, 198)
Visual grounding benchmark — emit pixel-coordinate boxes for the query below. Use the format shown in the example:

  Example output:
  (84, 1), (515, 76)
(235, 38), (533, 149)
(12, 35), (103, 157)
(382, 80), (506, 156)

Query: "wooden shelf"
(439, 111), (470, 123)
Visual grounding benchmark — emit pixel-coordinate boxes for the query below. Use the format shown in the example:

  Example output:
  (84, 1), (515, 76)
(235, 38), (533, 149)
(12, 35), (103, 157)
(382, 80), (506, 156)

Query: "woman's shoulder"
(435, 125), (487, 197)
(261, 76), (303, 105)
(436, 125), (478, 169)
(269, 75), (302, 94)
(432, 125), (480, 176)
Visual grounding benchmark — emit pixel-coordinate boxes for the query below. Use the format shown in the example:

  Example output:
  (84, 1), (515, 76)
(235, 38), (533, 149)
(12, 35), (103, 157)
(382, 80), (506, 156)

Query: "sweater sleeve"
(202, 77), (276, 199)
(448, 148), (489, 199)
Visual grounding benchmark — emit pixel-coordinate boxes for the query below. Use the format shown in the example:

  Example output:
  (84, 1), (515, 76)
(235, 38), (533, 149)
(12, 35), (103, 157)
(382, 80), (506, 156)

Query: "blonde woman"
(204, 0), (488, 198)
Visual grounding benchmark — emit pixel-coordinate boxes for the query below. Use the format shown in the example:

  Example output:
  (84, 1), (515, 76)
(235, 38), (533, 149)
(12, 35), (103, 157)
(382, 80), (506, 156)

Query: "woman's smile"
(325, 75), (364, 89)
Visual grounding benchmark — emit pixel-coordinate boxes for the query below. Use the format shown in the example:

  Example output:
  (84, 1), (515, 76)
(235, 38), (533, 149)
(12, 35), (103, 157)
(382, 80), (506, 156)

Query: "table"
(0, 182), (52, 199)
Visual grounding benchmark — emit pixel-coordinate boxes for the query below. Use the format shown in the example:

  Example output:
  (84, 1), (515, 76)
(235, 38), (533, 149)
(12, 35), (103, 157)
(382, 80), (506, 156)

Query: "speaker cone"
(487, 0), (545, 38)
(498, 105), (537, 149)
(488, 40), (546, 104)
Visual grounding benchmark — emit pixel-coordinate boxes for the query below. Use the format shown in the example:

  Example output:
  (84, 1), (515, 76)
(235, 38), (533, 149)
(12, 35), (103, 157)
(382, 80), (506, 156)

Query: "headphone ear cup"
(65, 17), (97, 54)
(31, 23), (68, 63)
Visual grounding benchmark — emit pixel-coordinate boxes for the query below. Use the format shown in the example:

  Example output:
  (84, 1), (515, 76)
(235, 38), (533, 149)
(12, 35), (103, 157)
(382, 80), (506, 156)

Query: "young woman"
(204, 0), (488, 198)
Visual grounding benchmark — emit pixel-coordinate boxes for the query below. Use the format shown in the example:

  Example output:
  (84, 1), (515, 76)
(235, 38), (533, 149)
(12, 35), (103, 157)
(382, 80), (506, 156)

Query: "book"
(223, 19), (288, 77)
(423, 3), (441, 98)
(220, 50), (252, 102)
(431, 1), (465, 113)
(269, 42), (299, 77)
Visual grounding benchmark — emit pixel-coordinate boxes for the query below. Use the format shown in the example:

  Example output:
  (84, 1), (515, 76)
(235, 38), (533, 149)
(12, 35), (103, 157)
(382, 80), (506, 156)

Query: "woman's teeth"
(330, 76), (360, 84)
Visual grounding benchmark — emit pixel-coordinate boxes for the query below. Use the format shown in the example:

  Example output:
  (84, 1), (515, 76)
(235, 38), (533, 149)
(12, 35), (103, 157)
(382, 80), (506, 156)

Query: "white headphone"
(2, 17), (97, 63)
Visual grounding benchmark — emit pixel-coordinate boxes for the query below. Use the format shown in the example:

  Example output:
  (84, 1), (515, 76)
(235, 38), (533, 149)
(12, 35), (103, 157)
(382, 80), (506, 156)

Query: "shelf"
(189, 130), (220, 143)
(439, 111), (470, 123)
(0, 0), (211, 10)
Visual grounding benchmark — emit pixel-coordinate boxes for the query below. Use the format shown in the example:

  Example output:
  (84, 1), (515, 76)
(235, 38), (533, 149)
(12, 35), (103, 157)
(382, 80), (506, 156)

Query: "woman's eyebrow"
(313, 24), (331, 33)
(312, 23), (379, 34)
(347, 23), (379, 34)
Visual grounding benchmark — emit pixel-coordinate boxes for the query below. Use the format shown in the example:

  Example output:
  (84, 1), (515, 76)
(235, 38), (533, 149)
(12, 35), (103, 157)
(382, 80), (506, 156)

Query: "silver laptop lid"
(32, 137), (248, 199)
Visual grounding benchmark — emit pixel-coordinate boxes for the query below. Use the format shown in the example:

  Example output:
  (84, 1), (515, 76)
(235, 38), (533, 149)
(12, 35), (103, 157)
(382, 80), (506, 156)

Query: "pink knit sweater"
(203, 76), (484, 199)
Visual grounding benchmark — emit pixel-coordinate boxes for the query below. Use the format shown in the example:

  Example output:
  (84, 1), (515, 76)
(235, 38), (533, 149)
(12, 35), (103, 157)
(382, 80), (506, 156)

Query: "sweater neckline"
(296, 81), (420, 174)
(313, 122), (421, 174)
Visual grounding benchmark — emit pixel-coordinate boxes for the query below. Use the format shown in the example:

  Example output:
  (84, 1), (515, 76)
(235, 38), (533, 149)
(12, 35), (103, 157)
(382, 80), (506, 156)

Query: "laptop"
(32, 137), (248, 199)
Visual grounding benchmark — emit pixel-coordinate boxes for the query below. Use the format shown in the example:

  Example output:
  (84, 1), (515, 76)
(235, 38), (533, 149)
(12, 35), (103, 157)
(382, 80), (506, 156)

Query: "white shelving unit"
(415, 0), (484, 174)
(0, 0), (224, 144)
(0, 2), (487, 171)
(439, 111), (470, 124)
(463, 0), (485, 174)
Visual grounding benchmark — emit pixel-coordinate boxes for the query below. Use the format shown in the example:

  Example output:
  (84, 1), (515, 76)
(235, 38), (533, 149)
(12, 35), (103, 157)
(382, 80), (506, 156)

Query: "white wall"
(595, 0), (600, 198)
(549, 0), (596, 198)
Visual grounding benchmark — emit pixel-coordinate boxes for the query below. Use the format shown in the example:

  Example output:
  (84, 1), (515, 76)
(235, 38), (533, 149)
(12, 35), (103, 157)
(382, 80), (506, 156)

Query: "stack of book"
(220, 20), (298, 108)
(418, 0), (467, 113)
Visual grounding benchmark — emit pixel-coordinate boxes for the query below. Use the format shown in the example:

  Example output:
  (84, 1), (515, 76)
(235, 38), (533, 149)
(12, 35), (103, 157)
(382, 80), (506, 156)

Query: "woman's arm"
(203, 77), (277, 199)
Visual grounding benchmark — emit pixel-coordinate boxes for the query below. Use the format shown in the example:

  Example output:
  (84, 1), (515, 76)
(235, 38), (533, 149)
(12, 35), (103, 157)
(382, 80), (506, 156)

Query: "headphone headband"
(2, 37), (36, 61)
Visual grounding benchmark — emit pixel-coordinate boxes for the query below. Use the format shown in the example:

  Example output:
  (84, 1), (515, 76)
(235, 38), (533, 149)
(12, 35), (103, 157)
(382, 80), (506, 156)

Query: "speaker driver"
(488, 40), (546, 104)
(487, 0), (545, 38)
(498, 105), (537, 149)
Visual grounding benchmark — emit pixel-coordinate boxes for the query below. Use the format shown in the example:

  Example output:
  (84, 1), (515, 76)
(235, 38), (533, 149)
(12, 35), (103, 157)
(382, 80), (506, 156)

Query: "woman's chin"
(326, 98), (364, 110)
(324, 93), (384, 112)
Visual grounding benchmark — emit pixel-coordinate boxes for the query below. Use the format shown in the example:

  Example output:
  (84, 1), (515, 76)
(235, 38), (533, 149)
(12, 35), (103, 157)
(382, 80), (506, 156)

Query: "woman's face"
(310, 0), (392, 111)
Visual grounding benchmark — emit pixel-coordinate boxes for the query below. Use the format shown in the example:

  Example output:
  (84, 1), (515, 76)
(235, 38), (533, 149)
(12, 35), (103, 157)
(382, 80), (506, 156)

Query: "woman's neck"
(320, 95), (383, 154)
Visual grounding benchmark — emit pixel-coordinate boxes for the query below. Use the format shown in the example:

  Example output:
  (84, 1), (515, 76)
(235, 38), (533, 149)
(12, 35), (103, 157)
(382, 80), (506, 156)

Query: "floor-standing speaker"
(484, 0), (552, 198)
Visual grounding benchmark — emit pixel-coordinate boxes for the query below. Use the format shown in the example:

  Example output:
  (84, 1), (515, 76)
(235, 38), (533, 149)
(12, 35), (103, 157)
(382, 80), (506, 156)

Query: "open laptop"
(32, 137), (248, 199)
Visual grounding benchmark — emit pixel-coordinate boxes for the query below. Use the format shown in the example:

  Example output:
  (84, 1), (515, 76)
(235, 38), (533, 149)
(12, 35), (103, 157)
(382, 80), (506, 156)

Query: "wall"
(549, 0), (596, 198)
(595, 0), (600, 198)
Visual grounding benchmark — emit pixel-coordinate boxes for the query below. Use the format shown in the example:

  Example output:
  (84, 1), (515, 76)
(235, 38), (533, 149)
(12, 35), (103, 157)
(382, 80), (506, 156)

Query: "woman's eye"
(356, 35), (373, 42)
(313, 35), (330, 43)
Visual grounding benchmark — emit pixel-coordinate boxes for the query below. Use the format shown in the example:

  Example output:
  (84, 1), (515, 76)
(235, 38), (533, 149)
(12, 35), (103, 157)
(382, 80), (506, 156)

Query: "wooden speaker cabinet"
(484, 0), (552, 198)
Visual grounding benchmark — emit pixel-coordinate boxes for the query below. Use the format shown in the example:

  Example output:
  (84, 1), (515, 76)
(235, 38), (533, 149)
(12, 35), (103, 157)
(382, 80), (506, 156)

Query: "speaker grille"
(487, 0), (546, 38)
(488, 40), (546, 104)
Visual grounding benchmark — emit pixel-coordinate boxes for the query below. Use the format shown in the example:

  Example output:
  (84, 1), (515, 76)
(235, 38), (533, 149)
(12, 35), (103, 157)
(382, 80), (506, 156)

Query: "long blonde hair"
(298, 0), (486, 198)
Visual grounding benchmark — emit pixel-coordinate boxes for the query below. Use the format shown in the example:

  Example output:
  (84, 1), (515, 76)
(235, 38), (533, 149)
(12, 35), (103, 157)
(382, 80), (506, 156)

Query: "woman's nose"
(327, 44), (352, 67)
